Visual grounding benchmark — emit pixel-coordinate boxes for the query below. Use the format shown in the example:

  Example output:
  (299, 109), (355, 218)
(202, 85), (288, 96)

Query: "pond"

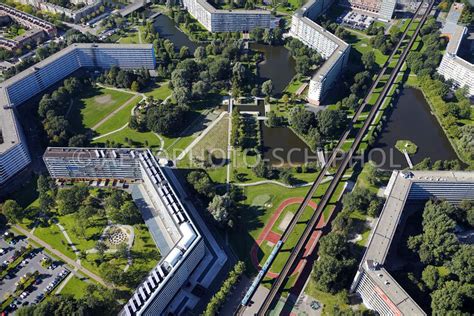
(261, 124), (314, 166)
(250, 43), (296, 96)
(153, 14), (199, 52)
(371, 88), (458, 170)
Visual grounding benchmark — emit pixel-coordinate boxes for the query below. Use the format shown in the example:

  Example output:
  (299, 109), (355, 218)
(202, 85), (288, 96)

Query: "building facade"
(339, 0), (397, 21)
(290, 0), (350, 105)
(43, 148), (209, 315)
(438, 25), (474, 96)
(17, 0), (103, 23)
(351, 170), (474, 316)
(0, 43), (156, 185)
(181, 0), (272, 32)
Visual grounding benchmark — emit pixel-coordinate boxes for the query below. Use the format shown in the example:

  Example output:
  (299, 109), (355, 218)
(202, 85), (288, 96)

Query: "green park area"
(68, 87), (136, 132)
(13, 180), (160, 295)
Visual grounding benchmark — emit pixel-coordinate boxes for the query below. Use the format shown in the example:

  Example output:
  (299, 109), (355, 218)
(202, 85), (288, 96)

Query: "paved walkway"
(250, 197), (318, 279)
(14, 225), (108, 287)
(56, 223), (81, 264)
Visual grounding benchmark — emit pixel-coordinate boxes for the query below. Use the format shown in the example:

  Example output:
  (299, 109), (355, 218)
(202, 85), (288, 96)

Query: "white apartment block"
(0, 43), (156, 186)
(290, 0), (350, 105)
(43, 147), (227, 315)
(181, 0), (272, 32)
(340, 0), (397, 21)
(351, 170), (474, 316)
(438, 25), (474, 96)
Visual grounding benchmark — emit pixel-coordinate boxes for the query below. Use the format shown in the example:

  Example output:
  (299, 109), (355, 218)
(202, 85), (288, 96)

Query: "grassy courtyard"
(68, 87), (135, 132)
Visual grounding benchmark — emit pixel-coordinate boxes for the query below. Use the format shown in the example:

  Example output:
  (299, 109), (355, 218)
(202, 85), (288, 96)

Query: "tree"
(361, 51), (376, 70)
(265, 111), (280, 127)
(252, 160), (271, 179)
(207, 194), (231, 226)
(430, 281), (472, 315)
(194, 46), (206, 60)
(109, 201), (141, 225)
(316, 109), (348, 139)
(421, 265), (440, 290)
(261, 80), (273, 97)
(289, 106), (316, 135)
(451, 245), (474, 284)
(131, 81), (140, 92)
(68, 134), (88, 147)
(146, 104), (187, 136)
(186, 170), (215, 198)
(2, 200), (22, 223)
(56, 185), (89, 215)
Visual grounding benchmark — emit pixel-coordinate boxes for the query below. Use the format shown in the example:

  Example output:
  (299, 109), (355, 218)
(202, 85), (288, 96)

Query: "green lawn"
(68, 87), (135, 131)
(93, 126), (163, 149)
(59, 276), (90, 298)
(95, 95), (142, 135)
(144, 82), (172, 101)
(34, 224), (77, 260)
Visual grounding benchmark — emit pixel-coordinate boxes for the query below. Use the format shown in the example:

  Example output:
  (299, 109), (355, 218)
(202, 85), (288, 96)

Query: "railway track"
(241, 2), (435, 315)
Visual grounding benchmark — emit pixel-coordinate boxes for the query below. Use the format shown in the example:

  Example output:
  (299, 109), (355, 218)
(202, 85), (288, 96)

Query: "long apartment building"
(0, 3), (57, 50)
(438, 9), (473, 96)
(0, 43), (156, 186)
(290, 0), (350, 105)
(181, 0), (272, 32)
(16, 0), (103, 23)
(339, 0), (397, 21)
(43, 147), (226, 315)
(351, 170), (474, 316)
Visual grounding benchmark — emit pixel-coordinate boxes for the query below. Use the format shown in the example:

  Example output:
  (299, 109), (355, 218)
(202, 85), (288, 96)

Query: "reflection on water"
(153, 14), (199, 52)
(371, 88), (458, 169)
(250, 43), (296, 95)
(261, 125), (314, 166)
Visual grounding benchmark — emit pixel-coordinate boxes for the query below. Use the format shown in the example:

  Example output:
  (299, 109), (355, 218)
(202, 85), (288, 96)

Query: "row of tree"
(203, 261), (246, 316)
(97, 66), (151, 92)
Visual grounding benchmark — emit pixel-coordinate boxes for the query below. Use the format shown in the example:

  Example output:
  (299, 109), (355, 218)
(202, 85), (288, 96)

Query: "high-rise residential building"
(43, 147), (226, 315)
(0, 43), (156, 186)
(339, 0), (397, 21)
(438, 4), (473, 96)
(351, 170), (474, 315)
(181, 0), (273, 32)
(290, 0), (350, 105)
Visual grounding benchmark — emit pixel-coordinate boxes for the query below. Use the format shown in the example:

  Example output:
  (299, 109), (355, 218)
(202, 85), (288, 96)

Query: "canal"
(261, 124), (313, 167)
(371, 88), (458, 169)
(250, 43), (296, 95)
(152, 14), (199, 52)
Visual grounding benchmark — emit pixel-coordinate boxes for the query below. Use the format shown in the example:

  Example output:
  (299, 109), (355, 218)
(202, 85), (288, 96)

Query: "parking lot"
(0, 232), (70, 313)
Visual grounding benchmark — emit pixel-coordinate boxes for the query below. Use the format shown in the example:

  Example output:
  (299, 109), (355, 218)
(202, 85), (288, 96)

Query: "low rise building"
(0, 43), (156, 186)
(17, 0), (103, 23)
(43, 147), (226, 315)
(0, 3), (56, 50)
(290, 0), (350, 105)
(351, 170), (474, 315)
(182, 0), (273, 32)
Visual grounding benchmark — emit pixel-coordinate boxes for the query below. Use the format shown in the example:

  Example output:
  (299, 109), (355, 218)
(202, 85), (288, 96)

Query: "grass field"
(34, 224), (77, 260)
(93, 126), (163, 149)
(68, 87), (135, 131)
(59, 276), (90, 298)
(95, 95), (142, 135)
(144, 82), (172, 101)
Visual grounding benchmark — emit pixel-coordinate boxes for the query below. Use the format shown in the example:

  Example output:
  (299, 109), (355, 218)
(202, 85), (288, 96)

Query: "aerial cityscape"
(0, 0), (472, 314)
